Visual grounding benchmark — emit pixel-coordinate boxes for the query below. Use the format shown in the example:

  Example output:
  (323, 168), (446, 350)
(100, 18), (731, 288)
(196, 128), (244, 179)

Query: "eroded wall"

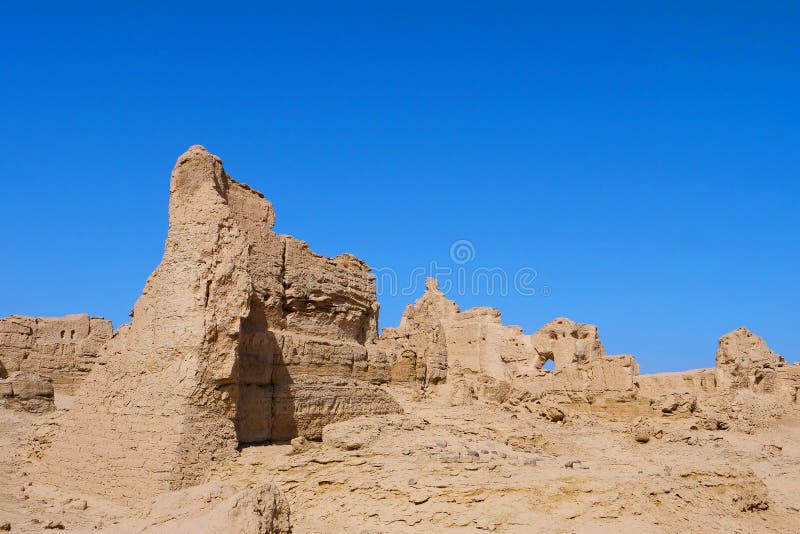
(378, 278), (641, 400)
(0, 314), (112, 394)
(39, 146), (401, 504)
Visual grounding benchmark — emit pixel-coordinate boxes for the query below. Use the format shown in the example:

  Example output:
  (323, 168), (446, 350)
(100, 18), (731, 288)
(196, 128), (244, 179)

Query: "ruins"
(1, 146), (798, 532)
(29, 146), (401, 504)
(0, 314), (112, 394)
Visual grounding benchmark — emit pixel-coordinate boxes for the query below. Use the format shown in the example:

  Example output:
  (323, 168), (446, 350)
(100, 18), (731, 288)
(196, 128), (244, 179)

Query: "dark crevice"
(233, 294), (298, 446)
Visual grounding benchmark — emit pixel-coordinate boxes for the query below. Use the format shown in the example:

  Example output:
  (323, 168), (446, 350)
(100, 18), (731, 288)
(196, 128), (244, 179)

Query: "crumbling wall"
(379, 278), (536, 383)
(716, 327), (786, 391)
(0, 314), (112, 394)
(378, 279), (642, 398)
(635, 327), (798, 404)
(0, 371), (54, 412)
(444, 307), (535, 379)
(379, 279), (457, 385)
(636, 368), (717, 398)
(527, 355), (640, 403)
(39, 146), (400, 504)
(530, 317), (606, 370)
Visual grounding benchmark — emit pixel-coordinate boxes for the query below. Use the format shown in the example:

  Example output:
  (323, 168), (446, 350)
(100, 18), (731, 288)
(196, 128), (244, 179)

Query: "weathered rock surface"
(380, 281), (643, 405)
(530, 317), (606, 370)
(379, 278), (457, 385)
(379, 278), (546, 383)
(0, 314), (112, 394)
(636, 368), (718, 398)
(118, 481), (291, 534)
(0, 372), (54, 412)
(636, 327), (800, 407)
(717, 327), (786, 391)
(526, 354), (641, 404)
(36, 145), (400, 504)
(2, 146), (798, 533)
(210, 391), (793, 533)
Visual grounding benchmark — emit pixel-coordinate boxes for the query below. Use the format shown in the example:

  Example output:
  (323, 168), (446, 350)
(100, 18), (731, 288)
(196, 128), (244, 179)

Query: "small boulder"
(290, 436), (309, 454)
(652, 393), (696, 415)
(631, 418), (655, 443)
(540, 404), (565, 423)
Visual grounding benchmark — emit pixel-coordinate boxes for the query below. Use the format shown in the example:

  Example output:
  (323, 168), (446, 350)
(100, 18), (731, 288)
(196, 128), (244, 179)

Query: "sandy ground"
(1, 386), (799, 533)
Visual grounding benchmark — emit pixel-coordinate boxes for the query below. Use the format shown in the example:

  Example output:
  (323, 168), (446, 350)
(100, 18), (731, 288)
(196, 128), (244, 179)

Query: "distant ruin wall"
(378, 280), (642, 400)
(379, 278), (536, 384)
(636, 368), (718, 398)
(380, 284), (799, 408)
(0, 314), (112, 394)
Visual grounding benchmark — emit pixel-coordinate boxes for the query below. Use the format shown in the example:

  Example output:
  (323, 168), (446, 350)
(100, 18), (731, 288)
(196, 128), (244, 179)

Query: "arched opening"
(533, 350), (556, 372)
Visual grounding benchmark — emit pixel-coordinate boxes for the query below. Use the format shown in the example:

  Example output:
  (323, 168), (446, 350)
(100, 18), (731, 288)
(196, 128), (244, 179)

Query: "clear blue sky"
(1, 2), (797, 373)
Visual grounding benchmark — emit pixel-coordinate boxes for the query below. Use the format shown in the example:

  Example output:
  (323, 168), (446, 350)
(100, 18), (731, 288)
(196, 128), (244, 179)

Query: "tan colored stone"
(121, 481), (291, 533)
(635, 329), (797, 406)
(380, 284), (643, 406)
(716, 327), (786, 391)
(630, 417), (655, 443)
(523, 354), (640, 404)
(0, 372), (54, 413)
(448, 379), (475, 407)
(635, 368), (717, 398)
(1, 146), (798, 533)
(445, 307), (534, 379)
(379, 278), (537, 383)
(0, 314), (112, 394)
(379, 278), (456, 386)
(651, 392), (697, 415)
(530, 317), (606, 371)
(37, 145), (401, 504)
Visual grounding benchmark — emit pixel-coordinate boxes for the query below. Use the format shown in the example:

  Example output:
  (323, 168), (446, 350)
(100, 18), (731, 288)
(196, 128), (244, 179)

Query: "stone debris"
(630, 418), (656, 443)
(289, 436), (309, 454)
(117, 481), (291, 533)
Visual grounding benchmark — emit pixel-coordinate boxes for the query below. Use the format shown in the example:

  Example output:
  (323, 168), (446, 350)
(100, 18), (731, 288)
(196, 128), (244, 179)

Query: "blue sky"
(1, 2), (797, 373)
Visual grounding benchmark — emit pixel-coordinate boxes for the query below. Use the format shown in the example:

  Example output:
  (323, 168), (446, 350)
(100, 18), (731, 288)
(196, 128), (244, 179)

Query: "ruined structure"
(0, 372), (54, 413)
(1, 146), (798, 533)
(37, 145), (400, 503)
(378, 281), (800, 412)
(716, 326), (789, 393)
(0, 314), (112, 394)
(378, 278), (641, 403)
(379, 278), (535, 384)
(637, 327), (799, 404)
(530, 317), (606, 370)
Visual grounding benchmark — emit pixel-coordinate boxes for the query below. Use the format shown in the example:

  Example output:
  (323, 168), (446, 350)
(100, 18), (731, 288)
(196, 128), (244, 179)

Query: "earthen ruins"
(1, 146), (797, 532)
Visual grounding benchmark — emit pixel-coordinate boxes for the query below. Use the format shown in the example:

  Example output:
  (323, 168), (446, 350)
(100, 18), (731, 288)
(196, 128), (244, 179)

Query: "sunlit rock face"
(37, 145), (400, 503)
(0, 314), (112, 394)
